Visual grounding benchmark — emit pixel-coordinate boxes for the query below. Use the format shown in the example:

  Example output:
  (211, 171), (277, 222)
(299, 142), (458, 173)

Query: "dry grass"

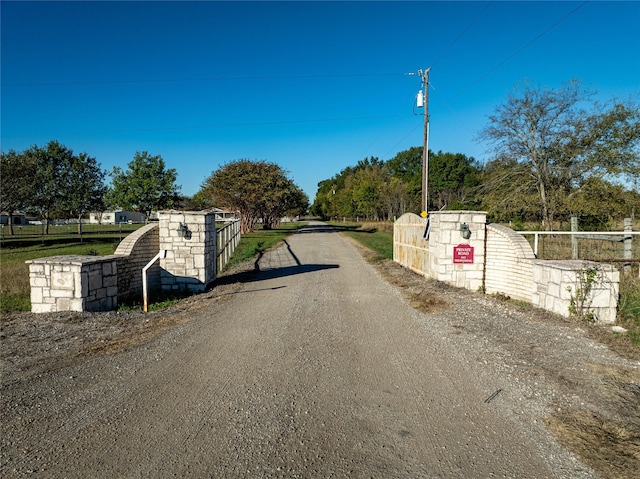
(0, 261), (30, 297)
(546, 363), (640, 479)
(359, 220), (395, 233)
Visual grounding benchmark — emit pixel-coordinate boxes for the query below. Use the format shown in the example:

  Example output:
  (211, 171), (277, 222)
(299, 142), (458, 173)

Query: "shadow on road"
(297, 223), (378, 235)
(213, 223), (341, 287)
(295, 224), (343, 234)
(215, 263), (339, 286)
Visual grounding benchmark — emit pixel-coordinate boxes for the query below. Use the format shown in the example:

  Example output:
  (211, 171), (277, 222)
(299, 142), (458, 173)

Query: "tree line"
(312, 80), (640, 229)
(1, 144), (308, 235)
(1, 144), (182, 234)
(311, 150), (479, 221)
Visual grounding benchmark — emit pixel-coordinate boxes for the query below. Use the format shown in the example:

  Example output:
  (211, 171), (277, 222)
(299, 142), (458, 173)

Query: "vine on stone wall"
(567, 264), (606, 323)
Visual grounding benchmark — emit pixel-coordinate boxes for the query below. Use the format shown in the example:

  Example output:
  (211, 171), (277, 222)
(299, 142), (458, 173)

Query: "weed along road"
(3, 221), (607, 478)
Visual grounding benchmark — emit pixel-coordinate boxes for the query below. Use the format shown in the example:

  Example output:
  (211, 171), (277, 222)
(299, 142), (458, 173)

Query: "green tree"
(60, 151), (106, 228)
(199, 159), (307, 233)
(311, 170), (356, 220)
(478, 158), (542, 223)
(106, 151), (181, 220)
(0, 149), (37, 233)
(21, 141), (106, 234)
(350, 162), (388, 220)
(386, 146), (422, 210)
(567, 177), (635, 228)
(479, 80), (640, 228)
(182, 192), (215, 211)
(312, 149), (483, 219)
(380, 176), (411, 220)
(310, 179), (335, 218)
(429, 151), (480, 210)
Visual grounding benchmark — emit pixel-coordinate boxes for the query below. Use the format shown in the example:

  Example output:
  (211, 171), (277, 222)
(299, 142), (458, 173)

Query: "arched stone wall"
(114, 223), (160, 301)
(485, 224), (536, 302)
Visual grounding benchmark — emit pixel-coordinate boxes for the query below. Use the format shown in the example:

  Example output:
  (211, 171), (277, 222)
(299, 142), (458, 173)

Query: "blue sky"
(2, 1), (639, 200)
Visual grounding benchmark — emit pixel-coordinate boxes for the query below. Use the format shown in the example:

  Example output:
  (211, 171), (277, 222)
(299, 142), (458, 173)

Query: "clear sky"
(2, 1), (639, 201)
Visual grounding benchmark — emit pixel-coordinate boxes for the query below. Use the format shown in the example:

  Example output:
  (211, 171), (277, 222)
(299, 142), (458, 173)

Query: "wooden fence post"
(571, 216), (579, 260)
(624, 217), (632, 274)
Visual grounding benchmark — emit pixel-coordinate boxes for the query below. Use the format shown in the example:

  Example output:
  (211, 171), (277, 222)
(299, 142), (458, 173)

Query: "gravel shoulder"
(1, 222), (639, 478)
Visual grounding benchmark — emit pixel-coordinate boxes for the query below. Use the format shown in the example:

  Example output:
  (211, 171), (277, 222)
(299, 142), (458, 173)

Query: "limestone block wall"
(393, 213), (619, 323)
(158, 211), (217, 292)
(27, 211), (226, 313)
(428, 211), (487, 291)
(485, 224), (536, 301)
(28, 256), (118, 313)
(393, 213), (430, 277)
(532, 260), (619, 323)
(113, 223), (160, 301)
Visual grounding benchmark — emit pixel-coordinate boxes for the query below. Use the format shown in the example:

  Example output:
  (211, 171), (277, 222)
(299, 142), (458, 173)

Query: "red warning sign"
(453, 244), (474, 264)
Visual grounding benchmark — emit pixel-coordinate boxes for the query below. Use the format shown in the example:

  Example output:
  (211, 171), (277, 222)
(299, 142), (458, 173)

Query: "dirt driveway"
(1, 222), (639, 478)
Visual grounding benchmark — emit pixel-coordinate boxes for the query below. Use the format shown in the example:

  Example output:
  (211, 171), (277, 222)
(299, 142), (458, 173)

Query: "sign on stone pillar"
(453, 244), (475, 264)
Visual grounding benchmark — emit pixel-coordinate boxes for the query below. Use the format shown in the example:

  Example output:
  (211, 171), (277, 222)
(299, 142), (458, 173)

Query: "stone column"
(158, 211), (217, 293)
(427, 211), (487, 291)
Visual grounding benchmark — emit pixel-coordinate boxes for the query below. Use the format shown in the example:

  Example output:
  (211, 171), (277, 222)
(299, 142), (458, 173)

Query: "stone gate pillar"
(158, 211), (217, 293)
(428, 211), (487, 291)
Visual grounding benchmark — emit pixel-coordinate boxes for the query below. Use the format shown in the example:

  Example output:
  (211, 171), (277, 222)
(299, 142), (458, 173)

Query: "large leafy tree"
(106, 151), (181, 219)
(0, 149), (37, 233)
(60, 151), (107, 228)
(311, 157), (387, 220)
(479, 80), (640, 228)
(386, 146), (422, 210)
(20, 141), (106, 233)
(351, 162), (388, 220)
(199, 159), (308, 233)
(429, 151), (480, 211)
(566, 177), (636, 228)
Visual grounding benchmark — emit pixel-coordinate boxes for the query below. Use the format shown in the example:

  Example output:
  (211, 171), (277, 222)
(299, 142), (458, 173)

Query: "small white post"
(142, 250), (166, 312)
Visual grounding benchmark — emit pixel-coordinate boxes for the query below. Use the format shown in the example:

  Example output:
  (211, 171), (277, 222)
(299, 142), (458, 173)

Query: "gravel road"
(2, 222), (639, 478)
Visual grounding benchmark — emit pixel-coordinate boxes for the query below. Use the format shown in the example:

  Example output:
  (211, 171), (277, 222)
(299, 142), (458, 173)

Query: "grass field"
(328, 220), (394, 261)
(1, 223), (142, 245)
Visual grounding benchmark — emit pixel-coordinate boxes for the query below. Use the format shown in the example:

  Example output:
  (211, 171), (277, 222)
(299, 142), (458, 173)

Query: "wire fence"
(1, 222), (147, 246)
(518, 230), (640, 277)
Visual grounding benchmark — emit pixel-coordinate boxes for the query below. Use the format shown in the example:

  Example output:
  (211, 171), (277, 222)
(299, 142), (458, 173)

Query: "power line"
(381, 123), (422, 160)
(3, 72), (404, 88)
(431, 1), (494, 68)
(448, 0), (590, 102)
(358, 90), (416, 159)
(1, 113), (414, 139)
(366, 2), (494, 162)
(380, 0), (589, 165)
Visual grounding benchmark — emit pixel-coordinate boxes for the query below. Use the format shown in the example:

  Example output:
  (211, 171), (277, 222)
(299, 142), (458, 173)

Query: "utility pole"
(419, 68), (431, 213)
(407, 67), (431, 213)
